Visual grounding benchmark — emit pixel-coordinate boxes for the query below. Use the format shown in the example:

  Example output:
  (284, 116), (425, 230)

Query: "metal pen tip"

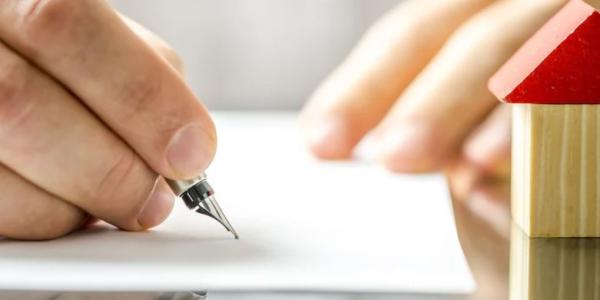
(170, 175), (239, 239)
(230, 227), (240, 240)
(199, 195), (239, 239)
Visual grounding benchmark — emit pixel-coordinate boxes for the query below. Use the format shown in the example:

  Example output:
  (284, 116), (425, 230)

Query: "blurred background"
(109, 0), (399, 109)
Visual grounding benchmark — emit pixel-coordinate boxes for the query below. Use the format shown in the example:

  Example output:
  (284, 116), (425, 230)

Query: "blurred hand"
(0, 0), (216, 240)
(301, 0), (567, 178)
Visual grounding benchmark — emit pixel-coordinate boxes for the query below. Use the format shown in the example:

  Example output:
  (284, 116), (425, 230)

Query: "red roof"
(489, 0), (600, 104)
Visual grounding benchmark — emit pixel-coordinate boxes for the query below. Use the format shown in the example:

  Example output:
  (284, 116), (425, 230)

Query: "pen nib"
(180, 182), (239, 239)
(196, 195), (239, 239)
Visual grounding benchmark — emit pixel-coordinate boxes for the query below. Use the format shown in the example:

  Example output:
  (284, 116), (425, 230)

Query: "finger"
(462, 104), (511, 177)
(300, 0), (496, 159)
(0, 0), (215, 180)
(376, 0), (565, 172)
(120, 14), (184, 74)
(0, 41), (174, 231)
(0, 164), (86, 240)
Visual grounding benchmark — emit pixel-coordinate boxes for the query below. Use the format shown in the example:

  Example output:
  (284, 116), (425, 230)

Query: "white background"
(109, 0), (400, 109)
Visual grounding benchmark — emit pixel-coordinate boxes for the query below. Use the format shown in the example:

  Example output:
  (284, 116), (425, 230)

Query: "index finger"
(0, 0), (215, 180)
(300, 0), (496, 159)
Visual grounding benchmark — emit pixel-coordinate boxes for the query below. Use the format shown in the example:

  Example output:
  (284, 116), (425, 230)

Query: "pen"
(166, 174), (238, 239)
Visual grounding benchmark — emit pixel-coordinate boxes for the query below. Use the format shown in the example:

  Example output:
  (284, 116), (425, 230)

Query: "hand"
(300, 0), (567, 178)
(0, 0), (216, 240)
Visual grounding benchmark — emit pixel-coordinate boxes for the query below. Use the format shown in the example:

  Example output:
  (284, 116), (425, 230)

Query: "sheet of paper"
(0, 112), (474, 293)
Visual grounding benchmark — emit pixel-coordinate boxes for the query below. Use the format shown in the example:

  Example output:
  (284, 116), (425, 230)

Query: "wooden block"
(510, 225), (600, 300)
(489, 1), (600, 237)
(512, 104), (600, 237)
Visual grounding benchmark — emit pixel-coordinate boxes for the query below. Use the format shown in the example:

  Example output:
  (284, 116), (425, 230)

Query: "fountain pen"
(166, 174), (238, 239)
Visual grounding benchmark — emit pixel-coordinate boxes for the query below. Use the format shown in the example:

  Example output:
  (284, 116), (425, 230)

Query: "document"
(0, 112), (474, 293)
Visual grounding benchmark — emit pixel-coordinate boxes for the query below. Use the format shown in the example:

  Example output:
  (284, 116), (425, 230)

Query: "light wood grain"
(512, 104), (600, 237)
(510, 225), (600, 300)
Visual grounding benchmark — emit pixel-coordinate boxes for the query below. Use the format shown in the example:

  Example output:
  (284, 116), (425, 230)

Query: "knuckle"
(117, 73), (162, 120)
(123, 16), (184, 73)
(381, 124), (446, 173)
(19, 0), (90, 52)
(89, 149), (152, 225)
(157, 44), (184, 73)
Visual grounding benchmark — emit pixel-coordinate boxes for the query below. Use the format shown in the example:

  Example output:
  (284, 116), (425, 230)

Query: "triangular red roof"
(489, 0), (600, 104)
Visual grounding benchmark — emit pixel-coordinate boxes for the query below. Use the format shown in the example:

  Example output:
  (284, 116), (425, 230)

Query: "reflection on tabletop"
(3, 165), (600, 300)
(448, 163), (600, 300)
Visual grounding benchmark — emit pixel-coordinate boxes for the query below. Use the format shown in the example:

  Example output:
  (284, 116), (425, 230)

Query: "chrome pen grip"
(166, 173), (207, 196)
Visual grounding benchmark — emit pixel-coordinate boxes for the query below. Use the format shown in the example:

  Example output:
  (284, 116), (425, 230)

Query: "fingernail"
(138, 180), (175, 228)
(465, 141), (511, 176)
(167, 123), (214, 178)
(464, 123), (511, 173)
(304, 117), (354, 159)
(465, 134), (496, 165)
(377, 124), (440, 172)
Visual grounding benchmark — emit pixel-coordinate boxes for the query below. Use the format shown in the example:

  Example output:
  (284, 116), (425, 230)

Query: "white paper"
(0, 112), (474, 293)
